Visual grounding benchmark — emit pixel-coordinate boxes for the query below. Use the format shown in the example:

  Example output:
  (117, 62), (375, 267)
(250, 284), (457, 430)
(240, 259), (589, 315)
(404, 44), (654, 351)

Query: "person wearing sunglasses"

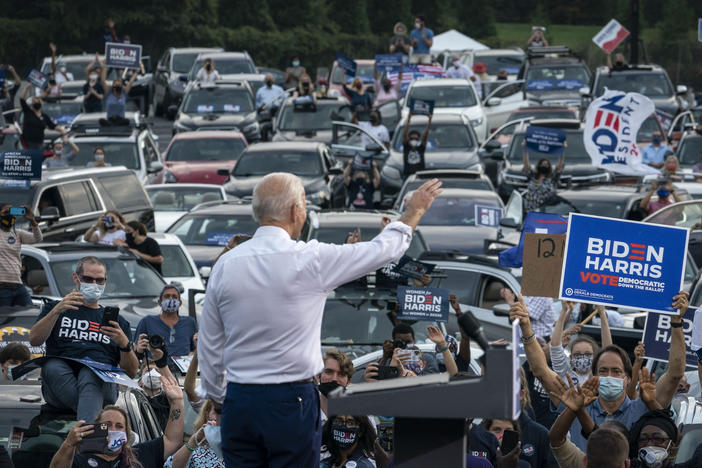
(29, 256), (138, 423)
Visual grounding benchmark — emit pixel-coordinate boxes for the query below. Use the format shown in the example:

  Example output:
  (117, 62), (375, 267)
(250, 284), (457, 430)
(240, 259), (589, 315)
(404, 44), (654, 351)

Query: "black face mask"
(318, 381), (341, 397)
(0, 215), (15, 228)
(32, 102), (42, 110)
(206, 64), (212, 71)
(125, 233), (134, 243)
(49, 79), (56, 86)
(537, 165), (550, 175)
(265, 80), (273, 87)
(371, 115), (380, 125)
(382, 83), (391, 91)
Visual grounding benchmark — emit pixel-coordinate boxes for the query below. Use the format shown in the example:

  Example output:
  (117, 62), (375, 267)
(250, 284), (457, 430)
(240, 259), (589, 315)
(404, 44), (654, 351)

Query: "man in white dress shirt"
(198, 172), (441, 467)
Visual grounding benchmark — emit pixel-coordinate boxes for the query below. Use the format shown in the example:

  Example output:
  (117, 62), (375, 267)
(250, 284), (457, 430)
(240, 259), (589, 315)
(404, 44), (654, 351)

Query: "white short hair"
(252, 173), (305, 223)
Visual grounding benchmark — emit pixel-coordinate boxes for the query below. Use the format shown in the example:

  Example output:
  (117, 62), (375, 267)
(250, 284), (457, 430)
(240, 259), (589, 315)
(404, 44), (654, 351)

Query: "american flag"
(387, 65), (446, 94)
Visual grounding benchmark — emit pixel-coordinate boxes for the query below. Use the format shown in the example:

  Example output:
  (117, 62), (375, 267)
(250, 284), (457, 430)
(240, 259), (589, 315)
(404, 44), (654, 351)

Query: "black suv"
(172, 81), (260, 142)
(582, 64), (686, 116)
(518, 46), (591, 107)
(0, 166), (153, 242)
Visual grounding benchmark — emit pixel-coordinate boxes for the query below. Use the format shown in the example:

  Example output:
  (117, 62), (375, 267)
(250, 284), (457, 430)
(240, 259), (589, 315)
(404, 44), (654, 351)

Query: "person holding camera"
(134, 332), (177, 430)
(83, 210), (126, 245)
(29, 256), (138, 422)
(0, 204), (42, 306)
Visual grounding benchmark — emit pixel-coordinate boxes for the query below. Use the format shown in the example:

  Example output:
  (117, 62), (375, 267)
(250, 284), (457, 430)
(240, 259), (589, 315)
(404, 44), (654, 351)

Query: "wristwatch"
(119, 341), (133, 352)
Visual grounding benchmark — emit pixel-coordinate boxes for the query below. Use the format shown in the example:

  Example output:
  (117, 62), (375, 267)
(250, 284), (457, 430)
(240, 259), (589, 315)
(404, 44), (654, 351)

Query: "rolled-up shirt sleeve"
(550, 344), (570, 379)
(316, 221), (412, 291)
(197, 267), (227, 403)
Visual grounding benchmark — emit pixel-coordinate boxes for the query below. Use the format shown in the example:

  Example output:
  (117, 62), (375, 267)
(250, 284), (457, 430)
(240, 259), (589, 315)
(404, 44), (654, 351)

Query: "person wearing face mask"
(641, 178), (680, 215)
(0, 204), (41, 306)
(166, 399), (224, 468)
(607, 52), (630, 71)
(318, 350), (354, 416)
(114, 221), (163, 274)
(42, 72), (62, 100)
(83, 62), (105, 113)
(527, 27), (549, 48)
(293, 72), (317, 104)
(19, 83), (64, 150)
(343, 159), (381, 208)
(195, 58), (220, 84)
(409, 14), (434, 65)
(446, 55), (475, 81)
(642, 132), (672, 169)
(85, 146), (112, 168)
(374, 71), (402, 107)
(321, 415), (377, 468)
(97, 56), (137, 127)
(521, 140), (565, 213)
(627, 410), (691, 468)
(0, 342), (30, 383)
(29, 256), (138, 422)
(388, 22), (411, 63)
(352, 109), (390, 150)
(135, 286), (197, 365)
(46, 134), (79, 168)
(662, 154), (680, 179)
(49, 43), (75, 83)
(402, 111), (432, 176)
(255, 73), (284, 111)
(50, 383), (185, 468)
(134, 335), (178, 431)
(83, 210), (125, 244)
(285, 56), (306, 89)
(342, 75), (373, 113)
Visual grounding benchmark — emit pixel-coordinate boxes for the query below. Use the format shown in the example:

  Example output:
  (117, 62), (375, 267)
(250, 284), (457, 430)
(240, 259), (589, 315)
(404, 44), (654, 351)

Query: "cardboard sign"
(593, 19), (630, 53)
(375, 54), (403, 74)
(1, 150), (43, 180)
(642, 307), (696, 367)
(499, 212), (568, 268)
(11, 356), (139, 388)
(525, 125), (567, 156)
(408, 98), (434, 116)
(522, 233), (566, 297)
(105, 42), (142, 69)
(397, 286), (450, 322)
(25, 68), (48, 89)
(475, 205), (503, 227)
(393, 255), (436, 280)
(559, 213), (689, 314)
(335, 51), (357, 77)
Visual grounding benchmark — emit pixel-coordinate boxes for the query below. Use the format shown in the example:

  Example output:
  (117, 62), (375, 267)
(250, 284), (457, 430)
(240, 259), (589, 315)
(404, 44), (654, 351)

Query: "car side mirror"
(328, 167), (343, 175)
(499, 217), (518, 228)
(484, 139), (501, 151)
(199, 266), (212, 278)
(365, 144), (383, 153)
(147, 161), (163, 174)
(493, 303), (511, 317)
(217, 168), (230, 176)
(38, 206), (60, 223)
(676, 85), (688, 95)
(579, 86), (591, 97)
(486, 97), (502, 107)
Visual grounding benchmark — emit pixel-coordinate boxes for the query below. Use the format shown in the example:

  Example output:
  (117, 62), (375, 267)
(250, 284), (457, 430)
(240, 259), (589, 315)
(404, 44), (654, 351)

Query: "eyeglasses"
(332, 417), (359, 428)
(79, 274), (106, 285)
(638, 435), (670, 446)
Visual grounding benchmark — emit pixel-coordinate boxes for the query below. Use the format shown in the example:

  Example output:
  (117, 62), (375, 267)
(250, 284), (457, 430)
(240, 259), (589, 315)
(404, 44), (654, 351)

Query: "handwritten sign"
(522, 233), (566, 297)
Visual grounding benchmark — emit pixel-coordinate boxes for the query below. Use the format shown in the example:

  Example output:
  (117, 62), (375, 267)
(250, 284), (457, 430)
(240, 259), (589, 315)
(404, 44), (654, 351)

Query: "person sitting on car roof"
(29, 256), (139, 422)
(84, 55), (105, 113)
(0, 342), (30, 382)
(196, 58), (220, 84)
(293, 72), (317, 104)
(607, 52), (629, 71)
(662, 153), (681, 180)
(344, 159), (380, 209)
(256, 73), (285, 111)
(97, 53), (137, 127)
(19, 84), (65, 150)
(83, 210), (126, 245)
(115, 221), (163, 274)
(0, 204), (42, 306)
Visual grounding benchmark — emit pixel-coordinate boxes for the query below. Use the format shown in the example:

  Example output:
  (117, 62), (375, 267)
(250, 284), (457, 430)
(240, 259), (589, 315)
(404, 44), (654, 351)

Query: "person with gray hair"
(199, 172), (442, 467)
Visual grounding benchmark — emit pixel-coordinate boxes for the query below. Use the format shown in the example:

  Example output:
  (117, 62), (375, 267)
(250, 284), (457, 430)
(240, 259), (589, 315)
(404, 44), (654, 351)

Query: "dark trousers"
(0, 284), (32, 306)
(222, 382), (321, 468)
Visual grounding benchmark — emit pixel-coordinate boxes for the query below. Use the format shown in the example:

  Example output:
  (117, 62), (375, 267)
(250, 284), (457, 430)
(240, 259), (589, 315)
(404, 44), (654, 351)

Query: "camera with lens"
(392, 339), (406, 350)
(149, 334), (165, 350)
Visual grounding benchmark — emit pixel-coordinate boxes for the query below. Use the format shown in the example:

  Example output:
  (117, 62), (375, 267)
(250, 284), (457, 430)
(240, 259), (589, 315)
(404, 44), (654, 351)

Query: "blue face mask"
(292, 60), (300, 67)
(652, 137), (661, 145)
(598, 376), (624, 400)
(203, 425), (223, 460)
(657, 189), (670, 198)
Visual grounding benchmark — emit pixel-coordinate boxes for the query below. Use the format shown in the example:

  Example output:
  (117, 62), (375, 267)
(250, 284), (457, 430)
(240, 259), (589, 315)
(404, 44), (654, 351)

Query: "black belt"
(235, 378), (314, 386)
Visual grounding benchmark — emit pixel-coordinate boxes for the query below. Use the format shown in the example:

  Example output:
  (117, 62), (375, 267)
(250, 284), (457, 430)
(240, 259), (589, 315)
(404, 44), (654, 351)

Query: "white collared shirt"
(198, 221), (412, 401)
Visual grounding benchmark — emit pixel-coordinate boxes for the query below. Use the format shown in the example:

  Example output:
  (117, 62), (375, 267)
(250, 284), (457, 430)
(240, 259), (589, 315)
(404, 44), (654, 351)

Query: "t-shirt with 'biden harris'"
(36, 300), (132, 367)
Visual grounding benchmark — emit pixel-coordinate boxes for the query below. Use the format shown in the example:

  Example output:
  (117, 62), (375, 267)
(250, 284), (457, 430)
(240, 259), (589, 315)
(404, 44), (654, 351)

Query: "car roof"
(195, 52), (250, 60)
(408, 169), (485, 180)
(397, 113), (469, 126)
(43, 54), (101, 64)
(282, 96), (347, 105)
(190, 200), (253, 215)
(19, 165), (134, 186)
(475, 48), (524, 56)
(146, 183), (225, 190)
(594, 64), (667, 74)
(514, 118), (583, 131)
(314, 209), (399, 227)
(558, 185), (644, 201)
(146, 232), (182, 245)
(169, 130), (246, 140)
(243, 141), (325, 152)
(411, 78), (473, 87)
(510, 106), (575, 114)
(23, 242), (136, 261)
(432, 187), (502, 199)
(172, 47), (223, 54)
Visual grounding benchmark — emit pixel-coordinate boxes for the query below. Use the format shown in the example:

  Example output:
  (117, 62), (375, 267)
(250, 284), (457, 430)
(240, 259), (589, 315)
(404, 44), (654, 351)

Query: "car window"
(407, 85), (477, 108)
(172, 52), (200, 74)
(182, 88), (254, 114)
(190, 58), (256, 79)
(508, 132), (591, 162)
(234, 151), (322, 176)
(277, 102), (352, 131)
(332, 64), (376, 84)
(59, 181), (99, 217)
(474, 54), (524, 75)
(166, 138), (246, 162)
(645, 202), (702, 228)
(678, 138), (702, 166)
(594, 72), (673, 98)
(168, 214), (258, 246)
(525, 65), (590, 89)
(392, 124), (475, 152)
(562, 197), (627, 219)
(71, 141), (140, 170)
(418, 196), (502, 226)
(160, 244), (195, 277)
(97, 174), (151, 211)
(147, 186), (224, 211)
(434, 268), (481, 305)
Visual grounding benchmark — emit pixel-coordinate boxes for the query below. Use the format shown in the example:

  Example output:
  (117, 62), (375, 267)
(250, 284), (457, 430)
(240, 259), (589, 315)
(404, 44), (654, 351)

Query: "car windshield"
(594, 72), (673, 98)
(0, 133), (21, 152)
(41, 60), (90, 79)
(677, 138), (702, 166)
(646, 202), (702, 228)
(474, 54), (524, 75)
(508, 131), (591, 162)
(166, 138), (246, 162)
(560, 196), (628, 219)
(417, 196), (502, 226)
(322, 297), (434, 345)
(525, 65), (590, 91)
(190, 59), (256, 79)
(51, 257), (165, 298)
(71, 141), (140, 169)
(407, 85), (477, 108)
(159, 244), (195, 277)
(332, 64), (376, 84)
(167, 214), (258, 246)
(392, 124), (475, 152)
(182, 88), (254, 114)
(42, 101), (82, 120)
(310, 227), (427, 259)
(234, 151), (321, 176)
(173, 52), (201, 73)
(506, 110), (576, 123)
(401, 178), (491, 196)
(277, 102), (352, 131)
(147, 186), (224, 211)
(638, 116), (662, 142)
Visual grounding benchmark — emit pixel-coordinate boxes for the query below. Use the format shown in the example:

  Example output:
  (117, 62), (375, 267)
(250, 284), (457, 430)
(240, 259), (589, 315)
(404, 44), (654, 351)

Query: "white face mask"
(94, 152), (105, 161)
(638, 442), (671, 468)
(89, 74), (98, 81)
(161, 298), (180, 314)
(453, 61), (460, 68)
(409, 139), (419, 147)
(59, 66), (67, 73)
(106, 430), (127, 453)
(79, 282), (104, 303)
(203, 425), (223, 459)
(415, 22), (421, 29)
(140, 369), (162, 391)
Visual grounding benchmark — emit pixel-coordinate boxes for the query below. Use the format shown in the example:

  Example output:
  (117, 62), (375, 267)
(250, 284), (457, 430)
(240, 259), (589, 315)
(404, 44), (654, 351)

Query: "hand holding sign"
(633, 341), (645, 361)
(508, 295), (531, 328)
(408, 98), (434, 116)
(673, 290), (690, 319)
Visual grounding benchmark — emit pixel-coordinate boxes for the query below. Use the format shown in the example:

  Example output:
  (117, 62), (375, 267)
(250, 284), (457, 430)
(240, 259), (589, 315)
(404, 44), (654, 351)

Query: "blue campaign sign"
(1, 150), (43, 180)
(559, 213), (689, 313)
(25, 68), (48, 89)
(205, 232), (234, 246)
(525, 125), (567, 156)
(526, 79), (554, 91)
(397, 286), (450, 322)
(499, 212), (568, 268)
(475, 205), (503, 227)
(408, 98), (434, 116)
(556, 79), (583, 90)
(375, 54), (403, 73)
(643, 308), (696, 367)
(335, 51), (357, 77)
(105, 42), (142, 69)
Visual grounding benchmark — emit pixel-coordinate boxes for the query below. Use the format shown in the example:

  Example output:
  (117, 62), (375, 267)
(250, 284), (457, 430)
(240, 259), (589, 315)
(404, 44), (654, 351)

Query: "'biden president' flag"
(584, 89), (660, 176)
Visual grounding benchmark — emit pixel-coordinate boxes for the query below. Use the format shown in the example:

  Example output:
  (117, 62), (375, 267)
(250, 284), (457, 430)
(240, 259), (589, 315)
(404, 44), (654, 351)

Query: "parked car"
(328, 59), (376, 97)
(150, 232), (205, 296)
(0, 166), (153, 242)
(518, 46), (591, 108)
(392, 169), (494, 210)
(145, 183), (227, 232)
(271, 96), (352, 144)
(675, 128), (702, 171)
(151, 130), (248, 185)
(643, 200), (702, 267)
(460, 48), (526, 81)
(186, 52), (257, 83)
(222, 141), (346, 208)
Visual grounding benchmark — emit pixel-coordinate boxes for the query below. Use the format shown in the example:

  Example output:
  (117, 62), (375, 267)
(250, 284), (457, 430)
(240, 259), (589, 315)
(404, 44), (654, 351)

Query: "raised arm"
(184, 351), (200, 405)
(640, 180), (658, 212)
(522, 142), (531, 175)
(371, 161), (381, 189)
(99, 58), (108, 92)
(343, 159), (353, 186)
(655, 291), (688, 408)
(421, 114), (432, 147)
(7, 65), (20, 84)
(627, 341), (645, 399)
(596, 305), (612, 347)
(549, 375), (598, 447)
(50, 43), (57, 75)
(550, 302), (576, 378)
(161, 375), (186, 458)
(124, 69), (138, 94)
(403, 112), (413, 144)
(427, 325), (458, 377)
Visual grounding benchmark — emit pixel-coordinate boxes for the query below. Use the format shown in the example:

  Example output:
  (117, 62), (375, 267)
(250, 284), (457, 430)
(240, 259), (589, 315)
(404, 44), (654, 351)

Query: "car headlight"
(470, 117), (484, 127)
(242, 121), (260, 134)
(163, 170), (177, 183)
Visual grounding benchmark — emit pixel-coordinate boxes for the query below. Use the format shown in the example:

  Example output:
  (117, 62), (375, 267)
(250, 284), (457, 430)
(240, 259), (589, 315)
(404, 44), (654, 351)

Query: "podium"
(328, 347), (520, 468)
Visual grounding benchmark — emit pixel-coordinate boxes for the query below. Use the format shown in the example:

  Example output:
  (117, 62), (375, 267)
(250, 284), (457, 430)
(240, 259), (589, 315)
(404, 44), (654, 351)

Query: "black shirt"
(389, 35), (411, 56)
(522, 362), (558, 430)
(346, 179), (375, 208)
(72, 436), (164, 468)
(127, 235), (163, 274)
(518, 412), (557, 468)
(147, 391), (171, 430)
(20, 99), (56, 145)
(403, 143), (426, 176)
(83, 81), (105, 113)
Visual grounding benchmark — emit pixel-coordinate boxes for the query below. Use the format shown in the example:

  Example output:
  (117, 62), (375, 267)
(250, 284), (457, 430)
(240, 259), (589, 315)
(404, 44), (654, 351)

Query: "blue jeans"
(222, 382), (321, 468)
(41, 358), (118, 422)
(0, 284), (31, 307)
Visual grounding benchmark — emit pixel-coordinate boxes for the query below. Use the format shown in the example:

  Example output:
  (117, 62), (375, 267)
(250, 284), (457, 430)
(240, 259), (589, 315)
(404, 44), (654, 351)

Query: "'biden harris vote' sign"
(559, 213), (688, 314)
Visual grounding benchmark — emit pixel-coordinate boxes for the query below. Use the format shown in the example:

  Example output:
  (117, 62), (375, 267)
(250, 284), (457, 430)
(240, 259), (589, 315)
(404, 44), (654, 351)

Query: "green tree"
(327, 0), (371, 35)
